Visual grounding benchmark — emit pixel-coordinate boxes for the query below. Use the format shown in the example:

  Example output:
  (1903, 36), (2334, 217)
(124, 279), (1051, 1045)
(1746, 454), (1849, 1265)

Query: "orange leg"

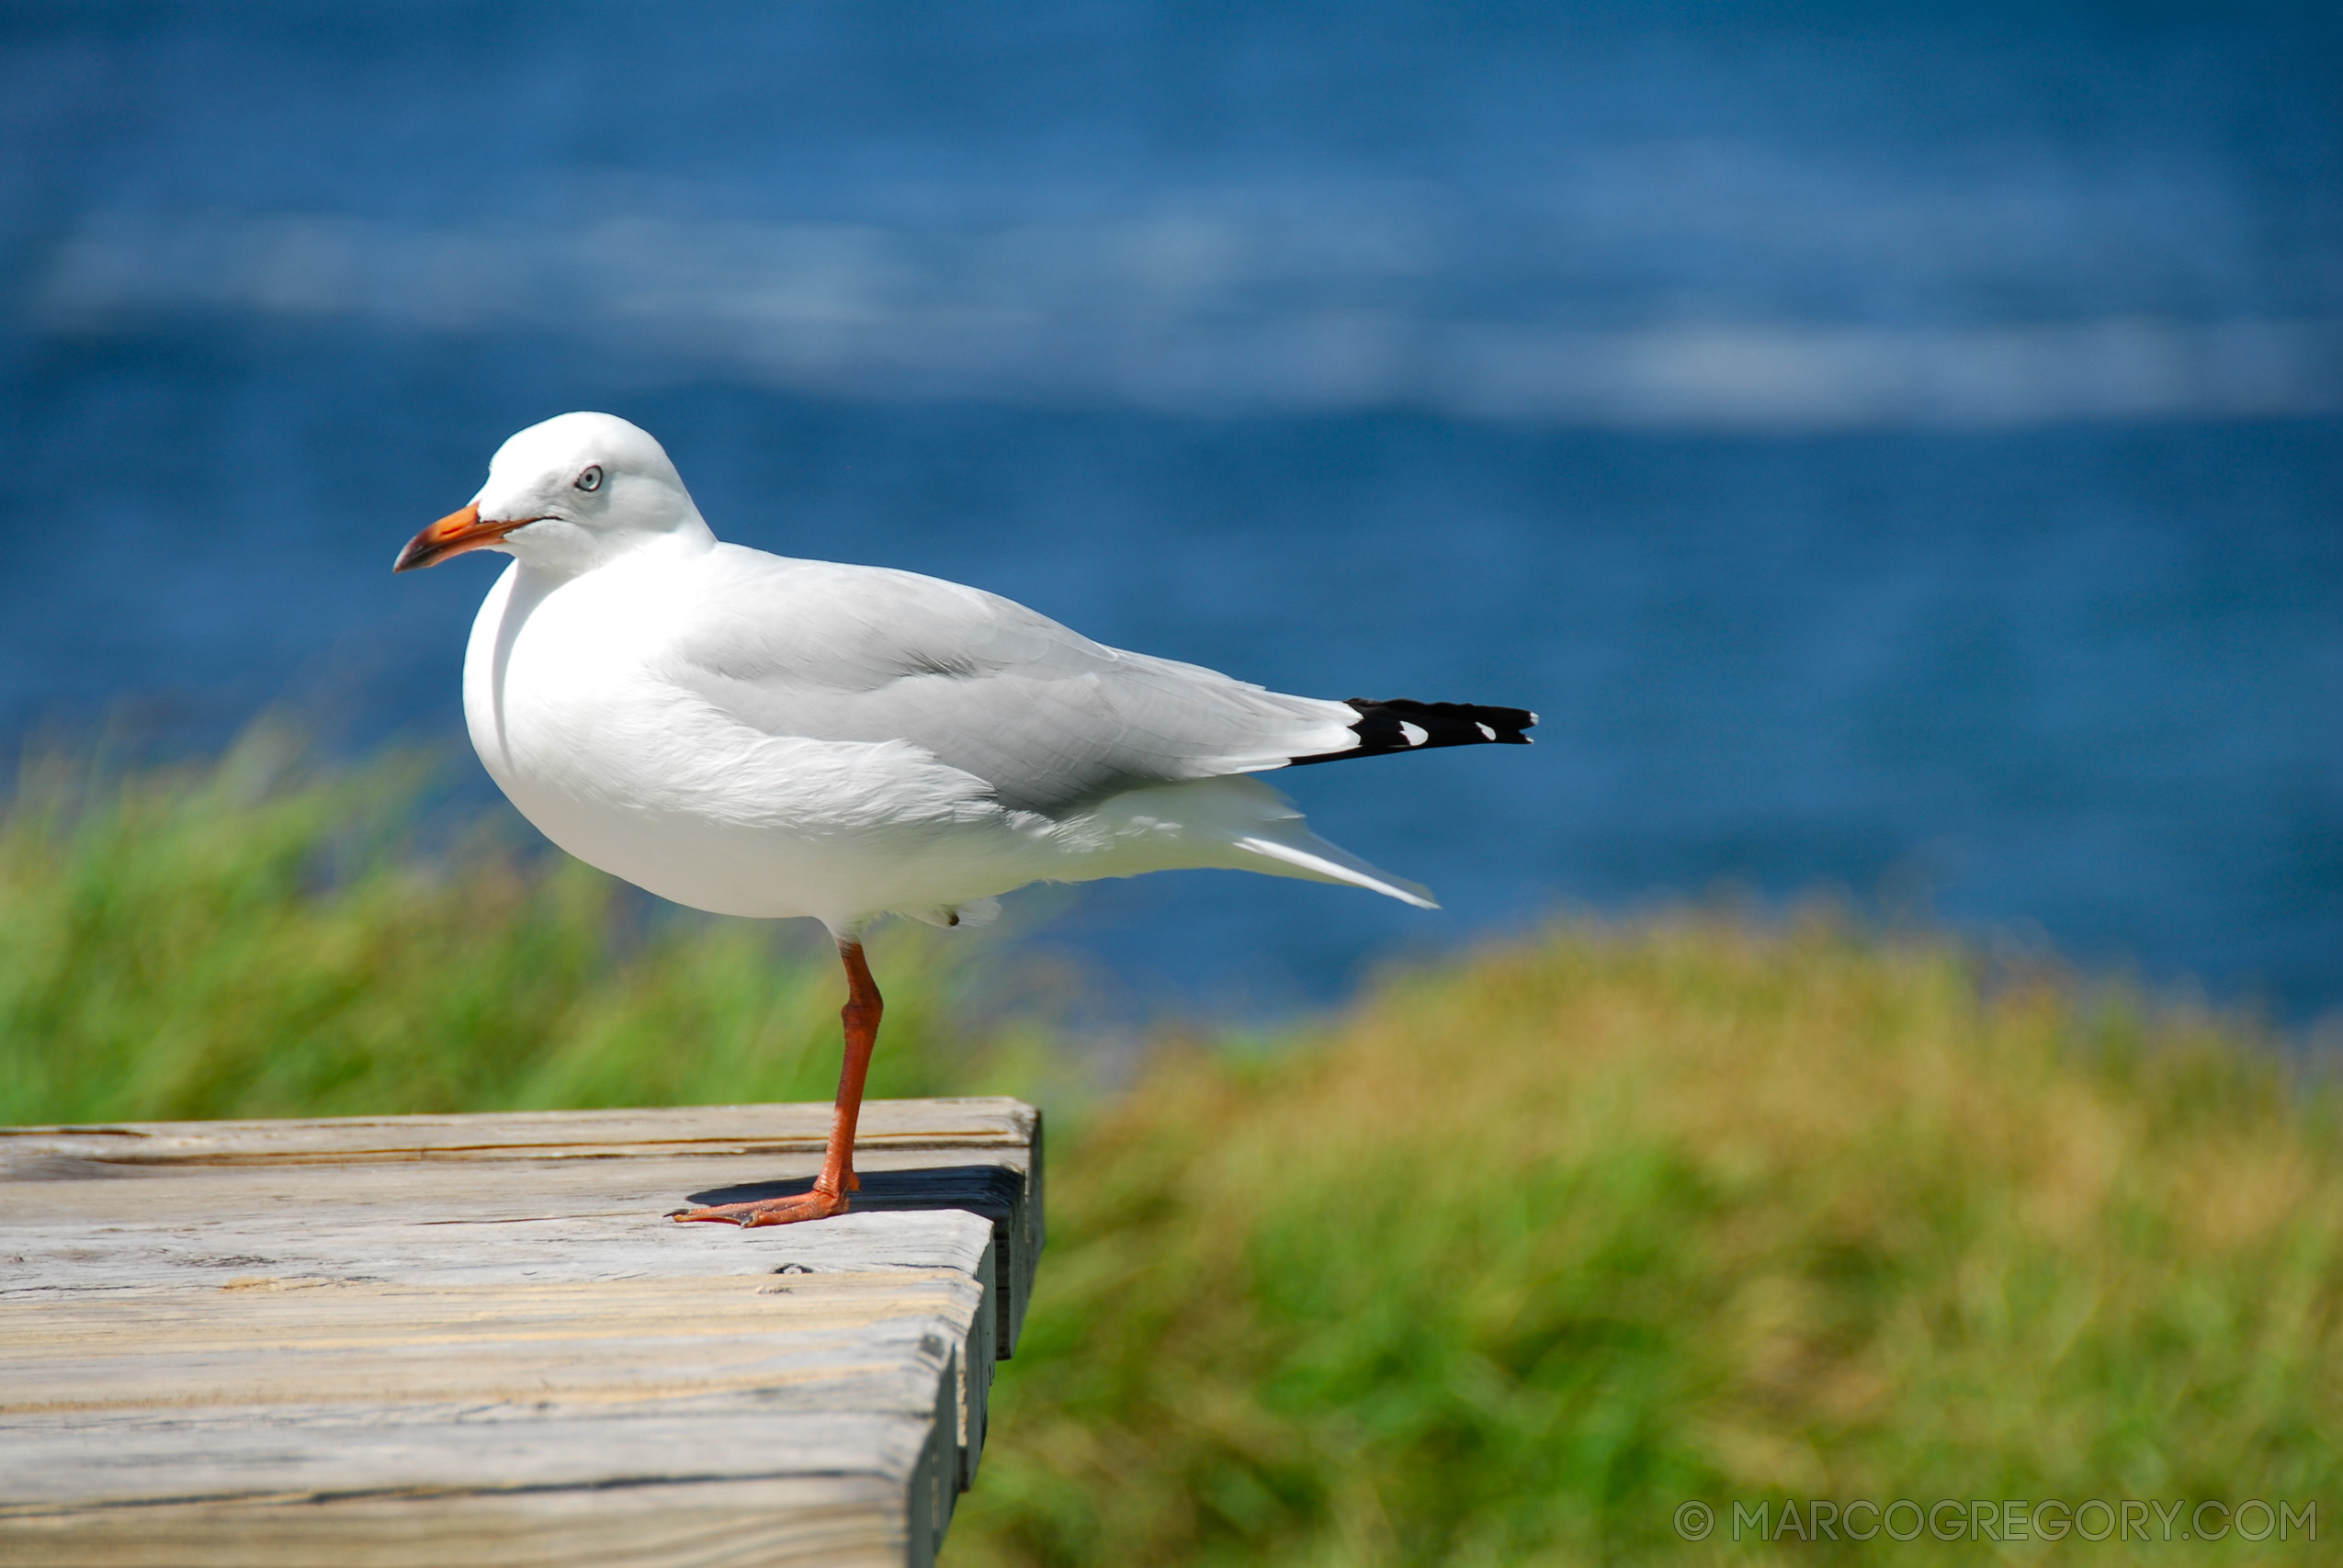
(673, 939), (880, 1227)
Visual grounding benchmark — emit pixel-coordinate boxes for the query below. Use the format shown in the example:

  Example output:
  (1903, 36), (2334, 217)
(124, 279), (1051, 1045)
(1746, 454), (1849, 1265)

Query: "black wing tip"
(1286, 696), (1537, 767)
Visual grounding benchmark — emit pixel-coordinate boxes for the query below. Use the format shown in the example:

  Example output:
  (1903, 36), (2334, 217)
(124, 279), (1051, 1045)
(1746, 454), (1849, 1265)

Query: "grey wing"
(662, 548), (1358, 814)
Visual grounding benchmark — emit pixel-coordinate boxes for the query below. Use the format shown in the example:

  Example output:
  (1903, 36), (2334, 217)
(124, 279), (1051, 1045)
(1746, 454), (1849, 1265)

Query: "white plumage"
(436, 412), (1432, 934)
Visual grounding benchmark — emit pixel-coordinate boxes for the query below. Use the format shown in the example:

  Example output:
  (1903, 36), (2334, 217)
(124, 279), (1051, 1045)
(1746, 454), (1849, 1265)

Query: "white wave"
(28, 210), (2342, 428)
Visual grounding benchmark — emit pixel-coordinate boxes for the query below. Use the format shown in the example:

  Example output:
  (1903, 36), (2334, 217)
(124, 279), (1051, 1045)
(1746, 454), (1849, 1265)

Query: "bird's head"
(393, 412), (712, 577)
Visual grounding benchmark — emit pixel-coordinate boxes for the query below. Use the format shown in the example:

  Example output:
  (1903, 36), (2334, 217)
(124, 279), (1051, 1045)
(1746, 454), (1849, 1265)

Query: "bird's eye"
(575, 465), (604, 492)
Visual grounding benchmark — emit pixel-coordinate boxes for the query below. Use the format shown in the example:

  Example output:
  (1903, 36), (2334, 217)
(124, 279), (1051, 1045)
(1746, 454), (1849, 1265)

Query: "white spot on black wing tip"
(1475, 722), (1496, 740)
(1399, 722), (1429, 747)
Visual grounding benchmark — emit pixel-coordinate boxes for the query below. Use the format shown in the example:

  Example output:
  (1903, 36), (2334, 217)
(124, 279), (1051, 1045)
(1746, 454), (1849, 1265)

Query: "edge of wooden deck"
(0, 1098), (1045, 1567)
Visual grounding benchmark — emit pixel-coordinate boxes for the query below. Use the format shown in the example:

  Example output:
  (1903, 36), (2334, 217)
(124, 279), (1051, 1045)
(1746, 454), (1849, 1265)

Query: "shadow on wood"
(685, 1164), (1036, 1364)
(686, 1162), (1022, 1218)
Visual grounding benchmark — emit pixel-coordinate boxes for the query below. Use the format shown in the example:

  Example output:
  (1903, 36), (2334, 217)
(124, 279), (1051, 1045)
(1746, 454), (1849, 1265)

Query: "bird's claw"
(670, 1187), (853, 1227)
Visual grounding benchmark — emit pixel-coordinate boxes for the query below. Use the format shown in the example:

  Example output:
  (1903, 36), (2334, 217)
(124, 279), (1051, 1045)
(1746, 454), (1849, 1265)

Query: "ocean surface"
(4, 2), (2338, 1021)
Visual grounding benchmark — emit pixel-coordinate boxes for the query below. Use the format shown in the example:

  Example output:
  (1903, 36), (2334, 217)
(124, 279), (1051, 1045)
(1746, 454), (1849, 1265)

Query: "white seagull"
(396, 412), (1533, 1226)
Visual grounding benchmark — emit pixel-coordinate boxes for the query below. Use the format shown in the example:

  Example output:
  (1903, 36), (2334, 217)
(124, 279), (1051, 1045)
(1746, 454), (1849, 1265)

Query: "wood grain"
(0, 1098), (1042, 1567)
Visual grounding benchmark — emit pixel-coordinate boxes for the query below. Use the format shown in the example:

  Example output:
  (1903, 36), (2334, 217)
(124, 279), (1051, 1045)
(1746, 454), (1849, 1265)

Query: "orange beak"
(392, 503), (529, 572)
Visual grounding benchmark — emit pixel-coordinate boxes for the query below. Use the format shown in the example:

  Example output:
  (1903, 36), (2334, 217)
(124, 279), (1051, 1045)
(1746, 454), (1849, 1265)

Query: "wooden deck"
(0, 1098), (1043, 1567)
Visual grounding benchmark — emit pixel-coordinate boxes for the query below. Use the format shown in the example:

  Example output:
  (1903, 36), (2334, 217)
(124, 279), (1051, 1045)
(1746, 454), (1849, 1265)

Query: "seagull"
(396, 412), (1533, 1226)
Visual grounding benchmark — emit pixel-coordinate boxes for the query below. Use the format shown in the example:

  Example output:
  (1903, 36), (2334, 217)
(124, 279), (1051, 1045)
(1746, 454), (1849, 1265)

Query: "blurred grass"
(6, 737), (2338, 1563)
(0, 727), (998, 1124)
(953, 922), (2342, 1565)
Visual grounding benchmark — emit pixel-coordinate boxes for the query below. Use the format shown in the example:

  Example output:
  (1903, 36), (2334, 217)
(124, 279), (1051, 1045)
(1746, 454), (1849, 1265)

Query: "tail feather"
(1076, 775), (1439, 908)
(1286, 697), (1536, 767)
(1231, 829), (1439, 909)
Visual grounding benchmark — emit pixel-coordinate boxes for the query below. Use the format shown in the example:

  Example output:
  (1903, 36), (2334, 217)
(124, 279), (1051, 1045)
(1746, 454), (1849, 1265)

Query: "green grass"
(6, 738), (2338, 1563)
(952, 922), (2342, 1564)
(0, 728), (998, 1124)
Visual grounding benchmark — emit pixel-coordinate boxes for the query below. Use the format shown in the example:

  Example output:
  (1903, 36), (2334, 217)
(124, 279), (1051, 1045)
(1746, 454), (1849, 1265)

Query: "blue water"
(4, 4), (2339, 1021)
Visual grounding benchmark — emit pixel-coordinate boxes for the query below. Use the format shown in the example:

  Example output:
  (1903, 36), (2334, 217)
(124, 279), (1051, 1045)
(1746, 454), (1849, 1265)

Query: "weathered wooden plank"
(0, 1405), (937, 1512)
(0, 1098), (1036, 1166)
(0, 1272), (979, 1416)
(0, 1475), (913, 1568)
(2, 1099), (1043, 1363)
(0, 1099), (1043, 1566)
